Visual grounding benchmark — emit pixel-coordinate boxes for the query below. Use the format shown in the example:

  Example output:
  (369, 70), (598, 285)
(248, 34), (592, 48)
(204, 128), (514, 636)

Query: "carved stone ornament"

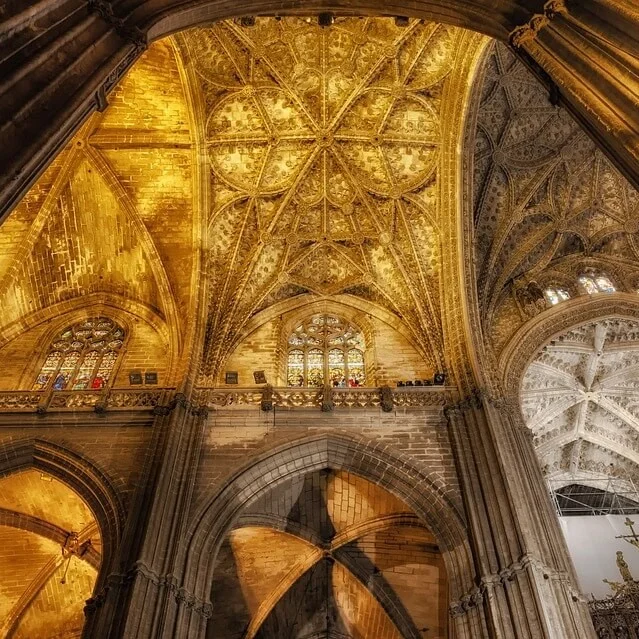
(380, 385), (394, 412)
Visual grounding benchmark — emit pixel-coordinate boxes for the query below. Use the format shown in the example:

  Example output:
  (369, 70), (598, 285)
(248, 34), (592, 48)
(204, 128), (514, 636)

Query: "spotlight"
(253, 370), (267, 384)
(239, 16), (256, 27)
(318, 12), (334, 28)
(396, 381), (405, 387)
(414, 380), (423, 386)
(394, 16), (410, 27)
(225, 371), (239, 384)
(433, 372), (446, 385)
(405, 380), (414, 387)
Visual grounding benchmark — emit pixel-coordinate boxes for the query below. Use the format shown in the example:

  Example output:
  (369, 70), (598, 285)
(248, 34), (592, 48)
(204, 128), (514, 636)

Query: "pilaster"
(446, 391), (595, 638)
(82, 391), (208, 639)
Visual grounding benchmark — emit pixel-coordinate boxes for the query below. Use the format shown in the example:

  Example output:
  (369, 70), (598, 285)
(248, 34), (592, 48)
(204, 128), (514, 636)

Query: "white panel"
(560, 515), (639, 597)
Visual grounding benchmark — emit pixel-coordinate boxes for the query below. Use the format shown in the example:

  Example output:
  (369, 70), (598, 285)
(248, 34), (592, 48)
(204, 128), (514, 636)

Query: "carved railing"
(0, 386), (451, 414)
(195, 386), (451, 411)
(0, 388), (172, 413)
(590, 592), (639, 638)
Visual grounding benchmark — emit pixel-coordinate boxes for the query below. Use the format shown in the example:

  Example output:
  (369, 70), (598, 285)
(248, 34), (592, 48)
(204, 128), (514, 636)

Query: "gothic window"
(578, 272), (616, 295)
(544, 287), (571, 306)
(33, 318), (125, 391)
(286, 315), (365, 387)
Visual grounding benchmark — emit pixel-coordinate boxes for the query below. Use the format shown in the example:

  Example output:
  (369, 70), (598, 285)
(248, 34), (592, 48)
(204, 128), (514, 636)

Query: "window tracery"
(286, 315), (365, 387)
(33, 318), (125, 391)
(578, 273), (616, 295)
(544, 287), (571, 306)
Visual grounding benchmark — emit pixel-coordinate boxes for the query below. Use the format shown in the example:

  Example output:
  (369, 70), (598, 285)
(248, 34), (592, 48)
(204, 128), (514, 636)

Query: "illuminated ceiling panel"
(177, 17), (474, 379)
(0, 470), (100, 639)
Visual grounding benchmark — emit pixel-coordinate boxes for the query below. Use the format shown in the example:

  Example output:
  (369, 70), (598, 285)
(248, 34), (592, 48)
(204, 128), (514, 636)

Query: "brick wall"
(190, 408), (461, 521)
(223, 314), (433, 387)
(0, 313), (170, 390)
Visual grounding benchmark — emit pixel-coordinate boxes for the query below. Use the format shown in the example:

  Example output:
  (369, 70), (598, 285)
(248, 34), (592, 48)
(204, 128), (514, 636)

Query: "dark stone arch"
(179, 431), (473, 613)
(0, 437), (125, 593)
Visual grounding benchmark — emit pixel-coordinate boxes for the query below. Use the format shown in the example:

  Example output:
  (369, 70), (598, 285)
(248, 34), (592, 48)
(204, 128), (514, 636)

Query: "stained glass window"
(578, 273), (616, 295)
(544, 287), (570, 306)
(33, 318), (125, 391)
(286, 314), (366, 387)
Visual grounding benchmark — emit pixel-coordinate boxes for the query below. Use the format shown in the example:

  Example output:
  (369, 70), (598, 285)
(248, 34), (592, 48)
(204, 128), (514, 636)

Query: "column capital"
(509, 0), (568, 48)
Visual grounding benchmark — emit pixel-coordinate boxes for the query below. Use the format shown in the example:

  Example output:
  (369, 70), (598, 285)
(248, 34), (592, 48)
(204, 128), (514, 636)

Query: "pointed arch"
(0, 438), (125, 593)
(179, 432), (472, 609)
(500, 293), (639, 399)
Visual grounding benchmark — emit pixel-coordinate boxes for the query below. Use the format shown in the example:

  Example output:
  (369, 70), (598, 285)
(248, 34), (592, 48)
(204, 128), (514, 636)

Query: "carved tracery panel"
(467, 43), (639, 354)
(175, 17), (482, 382)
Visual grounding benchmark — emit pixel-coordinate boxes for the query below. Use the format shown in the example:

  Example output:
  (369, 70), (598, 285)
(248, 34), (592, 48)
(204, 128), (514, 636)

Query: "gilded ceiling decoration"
(207, 469), (447, 639)
(177, 17), (467, 380)
(0, 470), (100, 639)
(469, 43), (639, 352)
(521, 319), (639, 487)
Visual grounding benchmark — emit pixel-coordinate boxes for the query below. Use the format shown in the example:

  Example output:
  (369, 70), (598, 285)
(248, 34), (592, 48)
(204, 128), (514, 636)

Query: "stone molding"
(87, 0), (146, 47)
(509, 0), (568, 47)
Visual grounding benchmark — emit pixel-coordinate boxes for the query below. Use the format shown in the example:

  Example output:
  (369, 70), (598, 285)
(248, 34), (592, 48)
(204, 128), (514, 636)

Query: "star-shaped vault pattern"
(521, 319), (639, 485)
(178, 18), (463, 380)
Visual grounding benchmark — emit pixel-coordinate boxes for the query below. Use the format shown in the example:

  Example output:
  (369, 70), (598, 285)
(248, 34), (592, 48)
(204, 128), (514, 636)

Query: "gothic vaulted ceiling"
(0, 470), (101, 639)
(468, 43), (639, 354)
(521, 319), (639, 488)
(0, 40), (198, 377)
(207, 469), (447, 639)
(176, 17), (483, 381)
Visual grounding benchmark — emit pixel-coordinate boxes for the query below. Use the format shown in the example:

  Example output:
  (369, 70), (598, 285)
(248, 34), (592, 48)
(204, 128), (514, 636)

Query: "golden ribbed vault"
(177, 18), (477, 380)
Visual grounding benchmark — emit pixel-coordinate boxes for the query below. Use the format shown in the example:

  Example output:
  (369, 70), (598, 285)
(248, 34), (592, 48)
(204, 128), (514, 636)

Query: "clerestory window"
(287, 314), (365, 388)
(33, 317), (125, 391)
(578, 272), (616, 295)
(544, 287), (571, 306)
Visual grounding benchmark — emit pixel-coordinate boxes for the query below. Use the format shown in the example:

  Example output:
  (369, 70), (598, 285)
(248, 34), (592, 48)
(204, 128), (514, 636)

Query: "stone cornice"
(152, 392), (209, 418)
(86, 561), (213, 619)
(87, 0), (146, 47)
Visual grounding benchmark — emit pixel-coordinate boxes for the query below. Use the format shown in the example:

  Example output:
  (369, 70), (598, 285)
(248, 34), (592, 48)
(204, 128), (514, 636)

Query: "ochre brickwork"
(0, 309), (170, 390)
(0, 469), (100, 639)
(192, 411), (460, 519)
(223, 307), (432, 387)
(206, 467), (448, 638)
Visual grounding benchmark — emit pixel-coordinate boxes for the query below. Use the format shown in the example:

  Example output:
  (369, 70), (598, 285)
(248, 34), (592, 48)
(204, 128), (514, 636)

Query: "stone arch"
(499, 293), (639, 400)
(180, 431), (472, 611)
(145, 1), (533, 42)
(0, 437), (125, 594)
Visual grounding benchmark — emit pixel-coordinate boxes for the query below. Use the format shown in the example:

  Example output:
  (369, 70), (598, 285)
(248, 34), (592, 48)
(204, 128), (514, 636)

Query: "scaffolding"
(548, 475), (639, 517)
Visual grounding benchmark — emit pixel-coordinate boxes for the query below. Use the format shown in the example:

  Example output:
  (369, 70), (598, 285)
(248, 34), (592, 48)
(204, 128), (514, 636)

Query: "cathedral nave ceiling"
(177, 17), (483, 381)
(0, 17), (490, 384)
(468, 43), (639, 354)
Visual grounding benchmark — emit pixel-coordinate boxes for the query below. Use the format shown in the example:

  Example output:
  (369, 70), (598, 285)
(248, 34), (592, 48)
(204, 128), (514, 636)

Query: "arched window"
(286, 314), (365, 387)
(544, 287), (571, 305)
(578, 272), (616, 294)
(33, 317), (125, 391)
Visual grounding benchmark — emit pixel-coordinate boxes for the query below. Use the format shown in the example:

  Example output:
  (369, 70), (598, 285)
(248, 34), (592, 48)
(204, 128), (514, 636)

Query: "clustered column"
(446, 391), (596, 638)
